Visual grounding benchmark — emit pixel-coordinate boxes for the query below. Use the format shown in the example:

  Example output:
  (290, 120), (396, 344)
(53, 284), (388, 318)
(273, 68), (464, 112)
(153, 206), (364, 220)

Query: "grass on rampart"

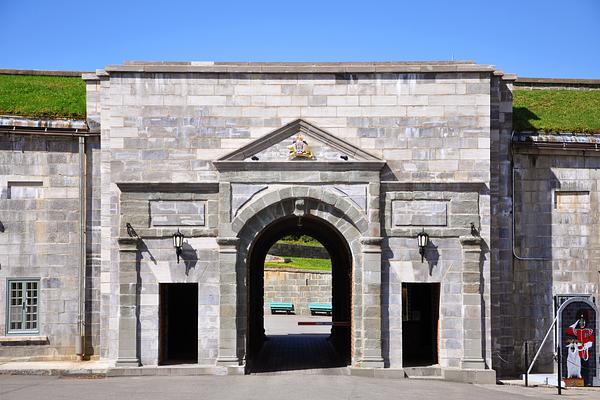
(0, 74), (86, 119)
(1, 74), (599, 134)
(513, 89), (600, 134)
(279, 235), (324, 247)
(264, 257), (332, 271)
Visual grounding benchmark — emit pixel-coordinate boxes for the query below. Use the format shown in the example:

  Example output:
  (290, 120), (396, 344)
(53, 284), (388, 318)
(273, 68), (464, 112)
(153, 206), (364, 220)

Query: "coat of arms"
(288, 134), (315, 160)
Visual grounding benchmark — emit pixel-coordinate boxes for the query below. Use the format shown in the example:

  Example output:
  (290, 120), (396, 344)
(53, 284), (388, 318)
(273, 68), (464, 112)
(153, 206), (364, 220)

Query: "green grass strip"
(513, 89), (600, 134)
(277, 239), (324, 247)
(265, 256), (331, 271)
(0, 75), (86, 119)
(2, 76), (598, 135)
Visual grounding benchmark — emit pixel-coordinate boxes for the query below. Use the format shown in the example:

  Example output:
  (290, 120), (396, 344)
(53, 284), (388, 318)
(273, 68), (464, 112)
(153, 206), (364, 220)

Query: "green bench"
(309, 303), (332, 316)
(270, 302), (295, 314)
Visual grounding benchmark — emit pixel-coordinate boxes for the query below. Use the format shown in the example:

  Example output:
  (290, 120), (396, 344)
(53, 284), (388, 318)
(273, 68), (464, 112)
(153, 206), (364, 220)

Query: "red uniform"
(566, 324), (594, 361)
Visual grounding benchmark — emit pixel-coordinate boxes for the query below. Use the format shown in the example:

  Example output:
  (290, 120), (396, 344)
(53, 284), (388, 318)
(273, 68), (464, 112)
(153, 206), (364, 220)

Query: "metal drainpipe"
(76, 136), (87, 360)
(510, 131), (551, 261)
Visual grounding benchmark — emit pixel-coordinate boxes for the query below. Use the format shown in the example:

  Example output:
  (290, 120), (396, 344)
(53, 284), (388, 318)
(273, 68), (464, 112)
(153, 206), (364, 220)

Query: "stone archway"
(244, 214), (352, 371)
(216, 186), (384, 370)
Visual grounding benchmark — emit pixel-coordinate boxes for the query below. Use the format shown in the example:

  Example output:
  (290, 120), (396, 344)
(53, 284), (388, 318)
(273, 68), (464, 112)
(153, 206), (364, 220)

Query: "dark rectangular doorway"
(159, 283), (198, 364)
(402, 283), (439, 367)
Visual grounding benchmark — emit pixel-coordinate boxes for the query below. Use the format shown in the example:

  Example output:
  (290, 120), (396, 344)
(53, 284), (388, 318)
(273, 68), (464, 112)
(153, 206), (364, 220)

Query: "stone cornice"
(116, 182), (219, 193)
(459, 235), (483, 247)
(360, 237), (383, 246)
(513, 132), (600, 151)
(360, 237), (383, 253)
(216, 237), (240, 247)
(117, 237), (140, 251)
(103, 61), (496, 74)
(213, 161), (386, 172)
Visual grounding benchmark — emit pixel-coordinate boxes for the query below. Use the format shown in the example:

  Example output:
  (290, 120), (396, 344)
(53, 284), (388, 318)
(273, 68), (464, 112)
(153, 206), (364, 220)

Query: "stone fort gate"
(113, 116), (490, 379)
(214, 120), (385, 369)
(6, 60), (600, 384)
(81, 61), (504, 383)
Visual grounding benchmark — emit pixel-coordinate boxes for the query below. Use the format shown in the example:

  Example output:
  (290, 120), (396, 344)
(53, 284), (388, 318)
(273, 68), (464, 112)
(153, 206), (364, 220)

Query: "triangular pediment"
(216, 119), (383, 163)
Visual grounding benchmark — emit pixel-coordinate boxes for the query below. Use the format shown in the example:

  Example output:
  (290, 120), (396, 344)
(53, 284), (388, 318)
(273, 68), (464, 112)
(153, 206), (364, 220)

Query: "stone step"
(252, 367), (350, 376)
(405, 375), (445, 381)
(403, 366), (442, 378)
(107, 364), (243, 377)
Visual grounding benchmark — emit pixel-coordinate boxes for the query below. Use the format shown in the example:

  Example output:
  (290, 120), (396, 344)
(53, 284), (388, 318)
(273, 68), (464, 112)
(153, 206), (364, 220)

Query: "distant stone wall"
(514, 77), (600, 90)
(268, 243), (330, 259)
(0, 68), (89, 77)
(263, 269), (331, 316)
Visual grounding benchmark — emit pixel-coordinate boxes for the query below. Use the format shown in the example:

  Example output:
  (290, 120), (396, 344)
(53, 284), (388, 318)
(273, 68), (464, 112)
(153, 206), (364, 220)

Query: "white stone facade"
(3, 61), (548, 383)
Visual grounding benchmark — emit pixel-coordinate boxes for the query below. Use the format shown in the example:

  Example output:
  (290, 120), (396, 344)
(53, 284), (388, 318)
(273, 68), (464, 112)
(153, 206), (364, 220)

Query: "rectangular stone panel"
(555, 191), (590, 212)
(150, 200), (206, 226)
(7, 181), (43, 199)
(392, 200), (447, 226)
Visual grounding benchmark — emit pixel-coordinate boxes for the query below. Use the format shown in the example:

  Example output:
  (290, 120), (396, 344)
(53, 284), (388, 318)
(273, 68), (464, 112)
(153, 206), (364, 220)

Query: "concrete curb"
(0, 363), (497, 383)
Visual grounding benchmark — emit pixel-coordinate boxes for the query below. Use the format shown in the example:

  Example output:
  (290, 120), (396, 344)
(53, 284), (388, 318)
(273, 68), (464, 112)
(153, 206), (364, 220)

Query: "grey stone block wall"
(263, 269), (332, 316)
(489, 75), (516, 376)
(2, 64), (594, 379)
(91, 67), (493, 372)
(382, 236), (463, 368)
(268, 243), (330, 259)
(85, 138), (102, 358)
(0, 134), (101, 360)
(149, 200), (206, 226)
(392, 199), (448, 226)
(98, 71), (491, 184)
(511, 150), (600, 374)
(116, 187), (219, 365)
(138, 237), (220, 365)
(3, 64), (566, 380)
(381, 186), (482, 369)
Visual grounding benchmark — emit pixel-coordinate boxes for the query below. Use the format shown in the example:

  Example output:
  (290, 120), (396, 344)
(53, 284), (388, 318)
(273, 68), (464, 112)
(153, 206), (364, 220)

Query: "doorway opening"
(246, 215), (352, 373)
(159, 283), (198, 364)
(402, 282), (440, 367)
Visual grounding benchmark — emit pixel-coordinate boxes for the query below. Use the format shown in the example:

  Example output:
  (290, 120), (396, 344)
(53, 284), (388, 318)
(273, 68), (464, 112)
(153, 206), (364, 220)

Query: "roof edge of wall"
(101, 60), (497, 74)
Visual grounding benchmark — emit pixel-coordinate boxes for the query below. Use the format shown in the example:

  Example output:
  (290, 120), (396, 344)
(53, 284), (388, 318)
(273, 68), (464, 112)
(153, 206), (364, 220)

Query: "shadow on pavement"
(251, 334), (347, 373)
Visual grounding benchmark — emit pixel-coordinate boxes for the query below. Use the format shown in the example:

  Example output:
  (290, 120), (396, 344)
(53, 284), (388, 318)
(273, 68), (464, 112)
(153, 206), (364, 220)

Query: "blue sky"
(0, 0), (598, 78)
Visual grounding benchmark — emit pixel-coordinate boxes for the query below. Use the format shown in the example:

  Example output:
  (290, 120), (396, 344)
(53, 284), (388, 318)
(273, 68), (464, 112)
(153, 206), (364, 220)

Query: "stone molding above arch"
(221, 183), (384, 368)
(215, 118), (384, 163)
(230, 185), (369, 237)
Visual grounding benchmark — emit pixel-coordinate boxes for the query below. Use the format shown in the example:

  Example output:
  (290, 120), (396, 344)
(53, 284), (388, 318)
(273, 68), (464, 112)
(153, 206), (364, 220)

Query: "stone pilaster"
(359, 236), (384, 368)
(115, 237), (140, 367)
(459, 235), (486, 369)
(216, 236), (240, 366)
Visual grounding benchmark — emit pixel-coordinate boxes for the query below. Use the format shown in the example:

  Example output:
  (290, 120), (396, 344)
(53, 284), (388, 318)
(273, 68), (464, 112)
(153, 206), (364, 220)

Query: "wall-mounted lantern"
(173, 229), (184, 264)
(417, 229), (429, 263)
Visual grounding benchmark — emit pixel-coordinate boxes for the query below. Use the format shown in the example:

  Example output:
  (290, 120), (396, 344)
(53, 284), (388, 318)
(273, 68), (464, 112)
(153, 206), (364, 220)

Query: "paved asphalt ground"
(2, 316), (599, 399)
(1, 375), (600, 400)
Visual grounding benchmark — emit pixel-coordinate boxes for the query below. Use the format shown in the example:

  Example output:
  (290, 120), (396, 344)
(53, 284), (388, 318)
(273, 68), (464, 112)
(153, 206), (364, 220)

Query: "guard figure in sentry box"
(565, 312), (595, 381)
(559, 297), (599, 387)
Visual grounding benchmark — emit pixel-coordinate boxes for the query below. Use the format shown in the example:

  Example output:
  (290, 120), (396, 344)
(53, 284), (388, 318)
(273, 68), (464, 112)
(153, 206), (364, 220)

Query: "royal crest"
(288, 134), (315, 160)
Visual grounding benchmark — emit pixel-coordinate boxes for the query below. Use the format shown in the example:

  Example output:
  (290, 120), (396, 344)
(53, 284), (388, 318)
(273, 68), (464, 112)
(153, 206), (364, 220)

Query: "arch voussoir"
(222, 183), (384, 369)
(230, 185), (368, 236)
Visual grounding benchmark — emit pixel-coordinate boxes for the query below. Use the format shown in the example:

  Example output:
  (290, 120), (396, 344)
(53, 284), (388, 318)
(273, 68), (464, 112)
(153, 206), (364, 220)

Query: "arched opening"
(245, 215), (352, 372)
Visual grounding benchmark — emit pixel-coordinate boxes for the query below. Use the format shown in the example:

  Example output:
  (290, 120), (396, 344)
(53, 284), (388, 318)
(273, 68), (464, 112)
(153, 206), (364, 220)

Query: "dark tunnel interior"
(246, 215), (352, 372)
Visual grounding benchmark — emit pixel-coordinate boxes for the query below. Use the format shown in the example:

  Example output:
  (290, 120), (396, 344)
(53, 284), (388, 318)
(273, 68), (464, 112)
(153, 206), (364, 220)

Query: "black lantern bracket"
(173, 229), (185, 264)
(417, 228), (429, 263)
